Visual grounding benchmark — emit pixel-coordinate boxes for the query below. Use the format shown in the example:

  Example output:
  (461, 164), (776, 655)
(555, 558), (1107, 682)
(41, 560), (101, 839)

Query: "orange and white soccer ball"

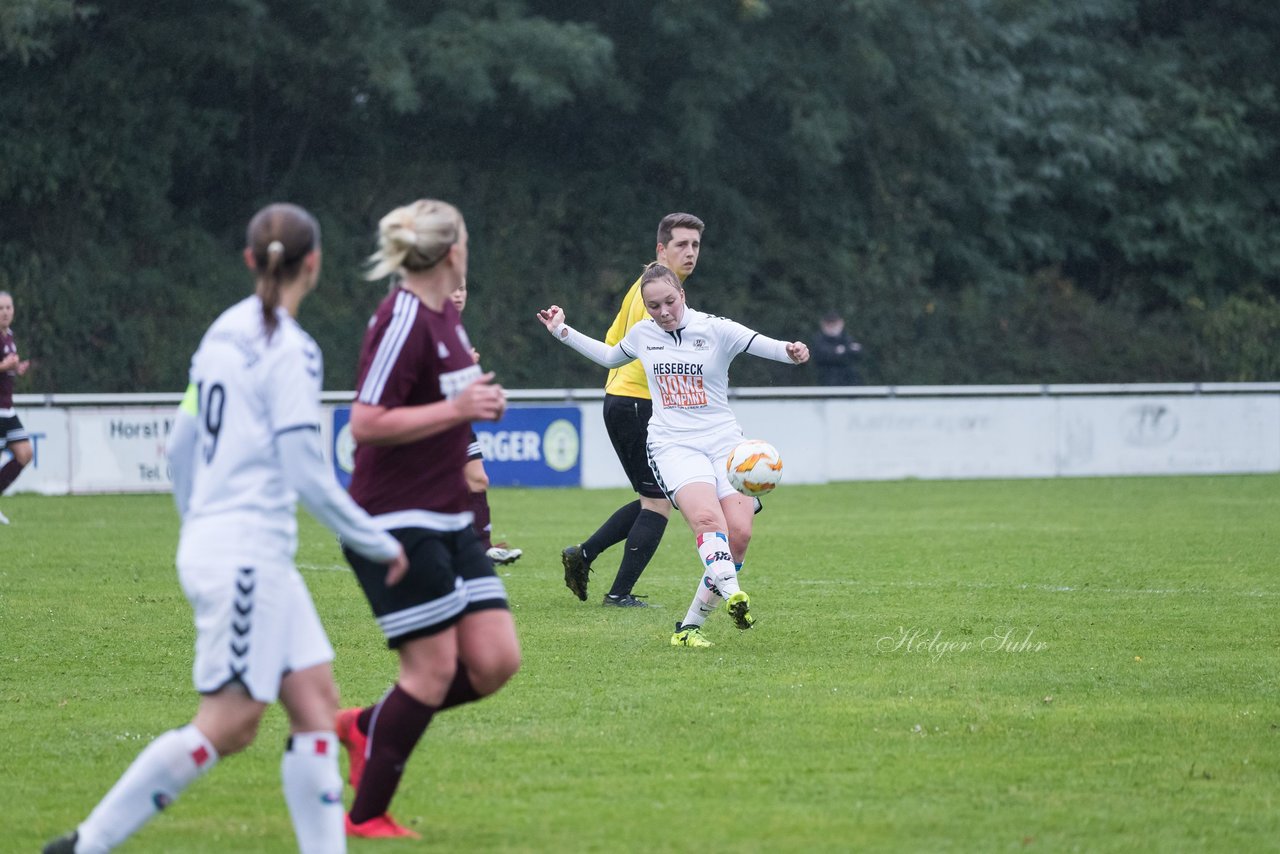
(725, 439), (783, 498)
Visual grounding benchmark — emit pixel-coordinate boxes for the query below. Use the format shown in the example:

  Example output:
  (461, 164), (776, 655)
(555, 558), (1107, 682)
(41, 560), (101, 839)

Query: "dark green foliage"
(0, 0), (1276, 392)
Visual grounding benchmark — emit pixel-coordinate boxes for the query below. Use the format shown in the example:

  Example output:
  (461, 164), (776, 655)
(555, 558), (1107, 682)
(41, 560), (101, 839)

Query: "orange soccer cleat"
(345, 813), (422, 839)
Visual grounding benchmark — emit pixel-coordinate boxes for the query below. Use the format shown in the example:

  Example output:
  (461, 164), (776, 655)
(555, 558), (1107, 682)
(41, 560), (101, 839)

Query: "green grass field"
(4, 476), (1279, 852)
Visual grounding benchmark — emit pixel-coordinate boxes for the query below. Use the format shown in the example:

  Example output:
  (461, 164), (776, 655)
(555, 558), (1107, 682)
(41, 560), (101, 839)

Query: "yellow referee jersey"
(603, 274), (650, 398)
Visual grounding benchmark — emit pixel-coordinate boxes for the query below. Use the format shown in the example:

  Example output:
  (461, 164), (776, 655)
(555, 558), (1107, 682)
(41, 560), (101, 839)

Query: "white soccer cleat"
(487, 545), (523, 565)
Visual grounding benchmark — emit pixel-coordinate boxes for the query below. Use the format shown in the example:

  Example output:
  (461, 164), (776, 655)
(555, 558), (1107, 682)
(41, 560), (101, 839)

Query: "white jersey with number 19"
(179, 296), (324, 558)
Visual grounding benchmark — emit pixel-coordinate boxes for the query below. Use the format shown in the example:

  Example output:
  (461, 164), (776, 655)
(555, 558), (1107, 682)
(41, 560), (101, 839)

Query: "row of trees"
(2, 0), (1277, 392)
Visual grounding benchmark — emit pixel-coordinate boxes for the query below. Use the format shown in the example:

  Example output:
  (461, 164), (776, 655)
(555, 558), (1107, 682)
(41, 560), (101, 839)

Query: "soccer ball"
(725, 439), (783, 497)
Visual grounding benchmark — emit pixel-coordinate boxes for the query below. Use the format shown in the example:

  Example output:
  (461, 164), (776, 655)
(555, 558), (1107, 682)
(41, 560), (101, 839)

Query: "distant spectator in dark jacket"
(813, 311), (862, 386)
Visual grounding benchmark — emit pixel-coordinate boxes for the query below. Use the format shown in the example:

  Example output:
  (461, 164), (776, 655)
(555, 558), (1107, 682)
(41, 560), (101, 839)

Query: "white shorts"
(647, 423), (744, 507)
(178, 534), (333, 704)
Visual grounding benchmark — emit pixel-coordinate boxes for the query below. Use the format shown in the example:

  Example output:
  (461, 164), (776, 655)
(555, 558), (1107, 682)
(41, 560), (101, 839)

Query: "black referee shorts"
(603, 393), (665, 499)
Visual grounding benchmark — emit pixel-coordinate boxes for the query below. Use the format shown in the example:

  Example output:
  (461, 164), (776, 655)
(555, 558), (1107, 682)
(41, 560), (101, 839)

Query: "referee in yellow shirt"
(561, 213), (705, 606)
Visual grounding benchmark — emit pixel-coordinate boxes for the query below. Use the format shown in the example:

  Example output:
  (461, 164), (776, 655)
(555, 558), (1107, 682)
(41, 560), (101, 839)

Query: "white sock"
(681, 574), (720, 628)
(281, 731), (345, 854)
(698, 532), (740, 598)
(681, 533), (739, 628)
(76, 724), (218, 853)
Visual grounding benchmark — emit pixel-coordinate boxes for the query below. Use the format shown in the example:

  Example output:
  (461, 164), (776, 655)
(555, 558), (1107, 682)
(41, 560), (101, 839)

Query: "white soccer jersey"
(556, 306), (795, 444)
(179, 296), (324, 557)
(617, 309), (753, 441)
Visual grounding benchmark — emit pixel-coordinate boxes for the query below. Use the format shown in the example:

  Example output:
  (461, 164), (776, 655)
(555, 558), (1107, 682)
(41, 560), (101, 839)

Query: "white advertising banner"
(5, 407), (71, 495)
(9, 388), (1280, 493)
(577, 393), (1280, 486)
(69, 407), (177, 493)
(1054, 395), (1280, 476)
(827, 397), (1059, 481)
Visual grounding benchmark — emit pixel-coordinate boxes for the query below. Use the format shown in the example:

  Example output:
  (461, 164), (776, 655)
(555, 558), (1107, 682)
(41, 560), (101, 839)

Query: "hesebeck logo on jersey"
(652, 362), (703, 375)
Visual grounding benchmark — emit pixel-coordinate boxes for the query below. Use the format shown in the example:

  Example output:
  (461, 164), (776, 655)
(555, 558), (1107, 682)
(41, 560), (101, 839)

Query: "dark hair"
(657, 212), (705, 247)
(639, 262), (681, 295)
(246, 203), (321, 339)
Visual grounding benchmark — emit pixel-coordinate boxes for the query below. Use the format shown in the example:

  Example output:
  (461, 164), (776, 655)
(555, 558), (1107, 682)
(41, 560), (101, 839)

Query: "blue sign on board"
(332, 405), (581, 488)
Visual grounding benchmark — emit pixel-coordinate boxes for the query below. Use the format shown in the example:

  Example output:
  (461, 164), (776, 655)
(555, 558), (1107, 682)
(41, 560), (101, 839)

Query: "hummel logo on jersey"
(437, 342), (449, 359)
(304, 344), (320, 378)
(646, 345), (665, 350)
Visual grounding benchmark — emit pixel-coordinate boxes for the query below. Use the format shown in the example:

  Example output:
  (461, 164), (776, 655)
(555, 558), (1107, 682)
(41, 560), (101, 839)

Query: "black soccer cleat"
(43, 832), (78, 854)
(602, 593), (649, 608)
(561, 544), (592, 601)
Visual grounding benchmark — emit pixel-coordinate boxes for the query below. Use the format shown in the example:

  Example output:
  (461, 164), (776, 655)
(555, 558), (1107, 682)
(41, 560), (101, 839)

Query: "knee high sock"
(438, 663), (481, 711)
(607, 509), (668, 597)
(0, 458), (24, 494)
(469, 491), (493, 549)
(680, 532), (740, 629)
(281, 732), (344, 854)
(75, 724), (218, 854)
(349, 685), (437, 824)
(354, 661), (480, 736)
(582, 500), (641, 563)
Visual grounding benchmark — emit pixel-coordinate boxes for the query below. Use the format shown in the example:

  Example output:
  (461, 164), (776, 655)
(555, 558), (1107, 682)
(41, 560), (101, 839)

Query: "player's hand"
(457, 372), (507, 422)
(537, 306), (565, 334)
(16, 359), (30, 376)
(470, 347), (481, 364)
(787, 341), (810, 364)
(384, 545), (409, 587)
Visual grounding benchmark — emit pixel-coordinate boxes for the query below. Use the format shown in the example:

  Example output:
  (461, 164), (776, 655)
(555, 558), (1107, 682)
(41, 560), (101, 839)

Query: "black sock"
(349, 684), (436, 823)
(0, 459), (24, 494)
(608, 509), (668, 597)
(582, 500), (641, 563)
(439, 662), (481, 711)
(469, 490), (493, 549)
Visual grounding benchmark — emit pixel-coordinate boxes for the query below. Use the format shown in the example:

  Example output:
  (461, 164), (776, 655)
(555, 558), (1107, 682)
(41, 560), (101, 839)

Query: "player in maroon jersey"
(450, 278), (522, 566)
(335, 199), (521, 840)
(0, 291), (33, 523)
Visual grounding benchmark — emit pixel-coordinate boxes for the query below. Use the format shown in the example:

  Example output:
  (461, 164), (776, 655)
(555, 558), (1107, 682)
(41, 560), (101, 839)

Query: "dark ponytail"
(245, 203), (321, 340)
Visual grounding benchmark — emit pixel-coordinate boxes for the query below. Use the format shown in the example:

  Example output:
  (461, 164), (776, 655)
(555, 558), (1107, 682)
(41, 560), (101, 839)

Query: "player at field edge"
(538, 263), (810, 647)
(0, 290), (34, 523)
(43, 203), (408, 854)
(335, 198), (521, 839)
(560, 212), (705, 607)
(450, 278), (523, 566)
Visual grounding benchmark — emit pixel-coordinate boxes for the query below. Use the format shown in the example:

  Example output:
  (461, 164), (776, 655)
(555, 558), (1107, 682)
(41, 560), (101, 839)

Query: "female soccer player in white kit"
(538, 263), (809, 647)
(44, 203), (407, 854)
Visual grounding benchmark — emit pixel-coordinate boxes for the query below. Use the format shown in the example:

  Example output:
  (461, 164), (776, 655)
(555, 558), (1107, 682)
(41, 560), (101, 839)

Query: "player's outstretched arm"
(538, 304), (633, 369)
(745, 334), (810, 366)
